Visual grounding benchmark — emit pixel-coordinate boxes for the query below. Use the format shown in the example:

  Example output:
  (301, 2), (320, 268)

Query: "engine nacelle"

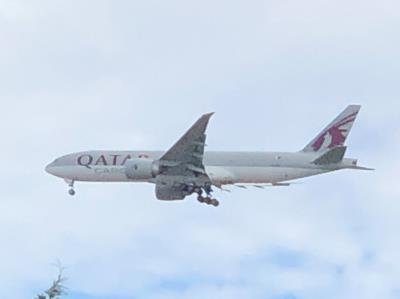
(125, 158), (159, 180)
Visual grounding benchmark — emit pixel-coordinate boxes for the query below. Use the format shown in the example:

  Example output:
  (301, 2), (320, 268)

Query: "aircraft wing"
(213, 182), (294, 192)
(161, 113), (214, 166)
(155, 113), (214, 200)
(229, 182), (292, 189)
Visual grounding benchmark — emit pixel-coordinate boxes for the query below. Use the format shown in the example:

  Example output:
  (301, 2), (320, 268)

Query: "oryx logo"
(312, 112), (358, 151)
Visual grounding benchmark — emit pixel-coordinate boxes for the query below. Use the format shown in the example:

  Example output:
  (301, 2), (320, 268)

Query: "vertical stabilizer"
(302, 105), (361, 152)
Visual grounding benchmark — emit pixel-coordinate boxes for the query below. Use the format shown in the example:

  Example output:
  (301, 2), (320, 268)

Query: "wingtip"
(347, 104), (362, 110)
(203, 112), (215, 118)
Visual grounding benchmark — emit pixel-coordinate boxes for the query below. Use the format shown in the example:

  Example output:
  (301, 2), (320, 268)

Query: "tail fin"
(302, 105), (361, 152)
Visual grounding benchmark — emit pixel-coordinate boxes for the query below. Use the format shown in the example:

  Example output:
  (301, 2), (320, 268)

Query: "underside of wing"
(218, 182), (293, 191)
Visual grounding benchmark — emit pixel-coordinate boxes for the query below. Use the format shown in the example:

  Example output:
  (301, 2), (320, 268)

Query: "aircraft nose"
(45, 162), (55, 175)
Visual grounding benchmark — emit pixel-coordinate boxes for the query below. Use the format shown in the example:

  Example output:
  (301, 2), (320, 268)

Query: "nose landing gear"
(65, 179), (76, 196)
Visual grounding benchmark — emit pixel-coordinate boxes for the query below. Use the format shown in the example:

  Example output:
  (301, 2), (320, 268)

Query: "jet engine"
(125, 158), (159, 180)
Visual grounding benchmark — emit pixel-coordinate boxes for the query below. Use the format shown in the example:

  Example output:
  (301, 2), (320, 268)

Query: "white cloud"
(1, 0), (400, 298)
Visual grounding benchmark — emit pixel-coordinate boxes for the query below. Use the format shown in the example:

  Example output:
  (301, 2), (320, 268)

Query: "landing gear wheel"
(68, 189), (76, 196)
(197, 196), (205, 203)
(204, 198), (212, 205)
(211, 199), (220, 207)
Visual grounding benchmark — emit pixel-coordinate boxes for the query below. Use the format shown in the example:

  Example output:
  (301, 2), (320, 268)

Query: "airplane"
(45, 105), (372, 207)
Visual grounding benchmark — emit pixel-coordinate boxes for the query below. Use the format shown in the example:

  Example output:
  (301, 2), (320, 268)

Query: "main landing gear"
(66, 179), (76, 196)
(195, 185), (220, 207)
(181, 184), (220, 207)
(197, 195), (220, 207)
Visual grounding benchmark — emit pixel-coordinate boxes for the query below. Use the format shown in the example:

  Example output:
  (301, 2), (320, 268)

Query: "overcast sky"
(1, 0), (400, 298)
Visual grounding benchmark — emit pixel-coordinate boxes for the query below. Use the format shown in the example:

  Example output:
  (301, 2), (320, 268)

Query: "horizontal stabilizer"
(313, 146), (347, 165)
(348, 165), (375, 171)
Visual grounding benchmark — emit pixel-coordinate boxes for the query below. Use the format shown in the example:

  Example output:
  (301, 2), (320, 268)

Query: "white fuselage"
(46, 150), (357, 186)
